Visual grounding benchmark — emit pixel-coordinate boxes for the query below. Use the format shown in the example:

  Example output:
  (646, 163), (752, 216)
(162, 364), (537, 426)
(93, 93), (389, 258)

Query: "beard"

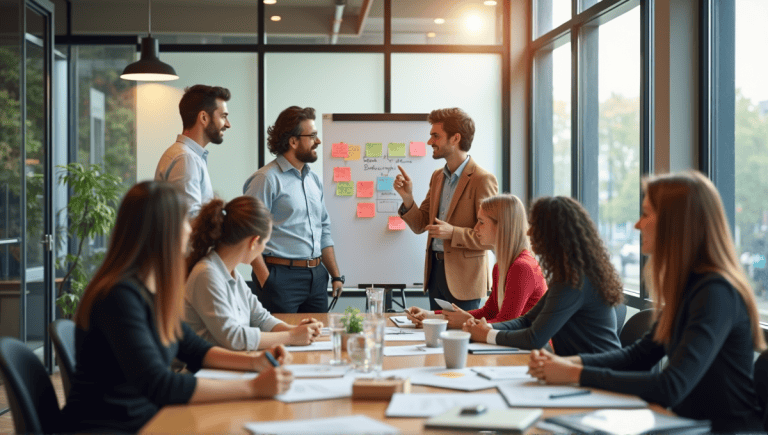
(296, 145), (318, 163)
(205, 122), (224, 145)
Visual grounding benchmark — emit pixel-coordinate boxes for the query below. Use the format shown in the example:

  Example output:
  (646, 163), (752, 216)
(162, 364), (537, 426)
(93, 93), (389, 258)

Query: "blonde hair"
(644, 171), (766, 351)
(75, 182), (188, 346)
(480, 194), (530, 309)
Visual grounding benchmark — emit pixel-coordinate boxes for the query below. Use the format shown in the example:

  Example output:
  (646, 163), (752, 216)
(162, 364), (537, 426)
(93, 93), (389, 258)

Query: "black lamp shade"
(121, 37), (178, 81)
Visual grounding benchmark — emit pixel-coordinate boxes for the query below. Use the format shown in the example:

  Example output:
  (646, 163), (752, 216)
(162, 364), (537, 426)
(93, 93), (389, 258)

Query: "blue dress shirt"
(154, 134), (213, 217)
(243, 155), (333, 259)
(432, 155), (471, 252)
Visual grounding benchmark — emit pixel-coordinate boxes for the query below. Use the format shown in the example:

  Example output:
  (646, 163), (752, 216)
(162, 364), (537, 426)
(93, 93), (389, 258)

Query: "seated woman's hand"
(462, 317), (492, 342)
(527, 348), (582, 385)
(250, 366), (294, 397)
(289, 323), (320, 345)
(298, 317), (323, 329)
(253, 345), (292, 371)
(405, 306), (431, 326)
(444, 304), (473, 329)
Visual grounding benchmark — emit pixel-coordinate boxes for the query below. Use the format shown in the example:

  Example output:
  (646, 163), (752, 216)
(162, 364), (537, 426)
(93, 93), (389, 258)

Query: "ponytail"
(187, 198), (226, 274)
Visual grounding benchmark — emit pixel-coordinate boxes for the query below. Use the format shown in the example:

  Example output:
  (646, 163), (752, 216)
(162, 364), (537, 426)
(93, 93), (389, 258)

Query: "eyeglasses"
(297, 133), (319, 141)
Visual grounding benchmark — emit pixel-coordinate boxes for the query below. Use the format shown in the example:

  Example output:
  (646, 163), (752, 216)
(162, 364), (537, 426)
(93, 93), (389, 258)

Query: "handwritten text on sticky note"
(357, 203), (375, 218)
(388, 142), (406, 157)
(366, 143), (383, 157)
(345, 145), (361, 161)
(357, 181), (374, 197)
(388, 216), (406, 231)
(377, 177), (395, 191)
(336, 181), (354, 196)
(331, 143), (348, 158)
(333, 167), (351, 182)
(410, 141), (426, 157)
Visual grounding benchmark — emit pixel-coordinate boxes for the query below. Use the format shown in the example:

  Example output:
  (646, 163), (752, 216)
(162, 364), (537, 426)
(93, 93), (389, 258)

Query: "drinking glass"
(366, 287), (385, 316)
(328, 313), (346, 365)
(363, 317), (386, 377)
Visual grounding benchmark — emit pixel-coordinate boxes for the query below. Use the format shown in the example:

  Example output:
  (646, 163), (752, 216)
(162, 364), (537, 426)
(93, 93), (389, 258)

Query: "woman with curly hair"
(185, 196), (323, 351)
(463, 195), (623, 356)
(528, 172), (766, 433)
(405, 194), (547, 328)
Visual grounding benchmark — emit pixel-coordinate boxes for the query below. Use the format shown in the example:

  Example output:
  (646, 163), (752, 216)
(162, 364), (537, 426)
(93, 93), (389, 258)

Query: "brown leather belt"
(433, 251), (445, 261)
(264, 256), (322, 268)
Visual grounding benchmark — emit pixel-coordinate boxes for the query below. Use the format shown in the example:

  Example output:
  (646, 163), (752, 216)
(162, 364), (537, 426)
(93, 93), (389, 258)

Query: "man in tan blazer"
(394, 108), (498, 310)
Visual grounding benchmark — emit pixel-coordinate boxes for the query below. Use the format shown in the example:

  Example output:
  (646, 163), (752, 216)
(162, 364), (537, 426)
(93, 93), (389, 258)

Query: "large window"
(530, 0), (649, 301)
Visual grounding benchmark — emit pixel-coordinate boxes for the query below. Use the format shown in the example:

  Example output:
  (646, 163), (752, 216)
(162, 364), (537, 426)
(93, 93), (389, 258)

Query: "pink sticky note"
(410, 141), (426, 157)
(357, 181), (374, 198)
(388, 215), (406, 231)
(333, 167), (351, 182)
(357, 203), (375, 218)
(331, 142), (348, 158)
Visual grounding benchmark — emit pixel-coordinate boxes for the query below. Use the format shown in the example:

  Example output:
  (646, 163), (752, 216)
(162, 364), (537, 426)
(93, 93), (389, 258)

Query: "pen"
(549, 390), (591, 399)
(265, 351), (280, 367)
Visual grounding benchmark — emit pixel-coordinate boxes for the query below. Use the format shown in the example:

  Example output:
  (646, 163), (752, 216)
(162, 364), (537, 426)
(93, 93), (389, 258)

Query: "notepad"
(424, 406), (543, 433)
(544, 409), (711, 434)
(496, 381), (647, 408)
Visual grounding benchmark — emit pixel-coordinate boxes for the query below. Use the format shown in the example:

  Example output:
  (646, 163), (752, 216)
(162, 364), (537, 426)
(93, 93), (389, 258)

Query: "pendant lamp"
(121, 0), (178, 81)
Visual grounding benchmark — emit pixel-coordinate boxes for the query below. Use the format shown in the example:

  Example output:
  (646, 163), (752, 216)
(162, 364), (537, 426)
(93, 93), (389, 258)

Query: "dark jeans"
(251, 262), (329, 313)
(427, 252), (481, 311)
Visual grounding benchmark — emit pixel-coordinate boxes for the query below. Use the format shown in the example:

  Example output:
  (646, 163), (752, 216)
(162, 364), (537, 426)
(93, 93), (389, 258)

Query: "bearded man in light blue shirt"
(243, 106), (343, 313)
(155, 85), (231, 217)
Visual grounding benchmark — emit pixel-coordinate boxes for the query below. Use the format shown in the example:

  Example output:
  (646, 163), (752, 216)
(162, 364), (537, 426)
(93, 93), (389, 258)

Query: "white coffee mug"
(440, 330), (471, 369)
(422, 319), (448, 347)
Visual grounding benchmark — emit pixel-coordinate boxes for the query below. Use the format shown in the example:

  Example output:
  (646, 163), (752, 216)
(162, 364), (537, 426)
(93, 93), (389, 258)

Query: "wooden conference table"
(140, 313), (666, 434)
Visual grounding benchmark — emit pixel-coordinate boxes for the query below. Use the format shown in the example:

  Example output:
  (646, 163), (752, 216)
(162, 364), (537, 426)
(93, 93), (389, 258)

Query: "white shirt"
(185, 251), (283, 350)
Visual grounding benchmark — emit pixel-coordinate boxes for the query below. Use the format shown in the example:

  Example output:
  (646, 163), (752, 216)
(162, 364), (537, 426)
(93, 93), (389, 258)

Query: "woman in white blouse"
(185, 196), (323, 350)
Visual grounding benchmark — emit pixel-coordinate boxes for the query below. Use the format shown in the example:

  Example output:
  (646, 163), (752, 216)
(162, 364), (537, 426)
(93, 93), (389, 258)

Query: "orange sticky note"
(345, 145), (361, 161)
(410, 141), (426, 157)
(388, 216), (406, 231)
(357, 181), (374, 198)
(331, 142), (348, 158)
(333, 167), (351, 182)
(357, 203), (375, 218)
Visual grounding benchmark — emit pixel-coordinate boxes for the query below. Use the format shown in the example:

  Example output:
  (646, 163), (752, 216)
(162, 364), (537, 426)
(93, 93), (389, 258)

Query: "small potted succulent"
(341, 306), (364, 351)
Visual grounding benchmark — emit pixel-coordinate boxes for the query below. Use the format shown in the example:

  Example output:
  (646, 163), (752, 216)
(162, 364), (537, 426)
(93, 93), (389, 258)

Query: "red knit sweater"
(467, 250), (547, 323)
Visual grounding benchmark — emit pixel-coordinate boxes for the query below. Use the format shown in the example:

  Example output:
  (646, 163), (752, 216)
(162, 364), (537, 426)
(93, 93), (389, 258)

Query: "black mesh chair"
(619, 308), (655, 347)
(0, 337), (64, 434)
(614, 303), (628, 338)
(49, 318), (77, 397)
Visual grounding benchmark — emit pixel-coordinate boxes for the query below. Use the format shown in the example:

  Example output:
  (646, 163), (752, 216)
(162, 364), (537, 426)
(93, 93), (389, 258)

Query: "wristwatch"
(331, 275), (345, 284)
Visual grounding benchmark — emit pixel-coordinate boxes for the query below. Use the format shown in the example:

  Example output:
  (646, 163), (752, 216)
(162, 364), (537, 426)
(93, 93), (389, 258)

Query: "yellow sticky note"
(345, 145), (361, 161)
(366, 143), (383, 157)
(336, 181), (354, 196)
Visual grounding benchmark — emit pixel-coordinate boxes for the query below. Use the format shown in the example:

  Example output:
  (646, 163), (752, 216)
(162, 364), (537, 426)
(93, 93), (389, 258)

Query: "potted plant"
(341, 306), (364, 351)
(55, 163), (122, 318)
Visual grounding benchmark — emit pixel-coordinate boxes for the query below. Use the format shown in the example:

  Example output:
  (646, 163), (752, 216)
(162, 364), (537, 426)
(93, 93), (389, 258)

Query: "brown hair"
(428, 108), (475, 151)
(480, 195), (530, 309)
(528, 196), (624, 306)
(187, 196), (273, 273)
(178, 85), (231, 130)
(75, 181), (188, 346)
(267, 106), (316, 155)
(644, 171), (766, 351)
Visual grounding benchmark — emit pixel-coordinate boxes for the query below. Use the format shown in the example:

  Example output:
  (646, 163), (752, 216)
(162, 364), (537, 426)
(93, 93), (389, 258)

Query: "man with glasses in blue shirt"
(155, 85), (231, 217)
(243, 106), (343, 313)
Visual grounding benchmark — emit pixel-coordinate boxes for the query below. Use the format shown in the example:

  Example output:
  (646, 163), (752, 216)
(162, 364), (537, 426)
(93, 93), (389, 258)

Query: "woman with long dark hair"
(63, 182), (293, 433)
(185, 196), (322, 350)
(528, 172), (766, 432)
(463, 195), (623, 356)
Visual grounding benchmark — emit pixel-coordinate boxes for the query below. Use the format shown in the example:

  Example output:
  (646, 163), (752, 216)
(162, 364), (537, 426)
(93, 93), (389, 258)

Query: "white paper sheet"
(496, 380), (647, 408)
(386, 367), (500, 391)
(283, 364), (350, 378)
(384, 330), (426, 342)
(470, 365), (533, 380)
(245, 415), (399, 435)
(385, 393), (508, 417)
(195, 369), (258, 380)
(284, 341), (333, 352)
(389, 316), (416, 328)
(383, 344), (443, 356)
(467, 343), (532, 354)
(274, 378), (354, 403)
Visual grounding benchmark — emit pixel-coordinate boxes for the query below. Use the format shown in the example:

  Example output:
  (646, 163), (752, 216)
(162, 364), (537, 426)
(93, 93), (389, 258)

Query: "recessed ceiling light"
(271, 15), (282, 21)
(484, 0), (497, 5)
(427, 32), (436, 38)
(434, 18), (445, 24)
(264, 0), (276, 4)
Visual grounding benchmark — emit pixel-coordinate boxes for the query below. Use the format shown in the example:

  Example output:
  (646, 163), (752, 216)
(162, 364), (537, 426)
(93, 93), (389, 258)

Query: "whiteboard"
(322, 114), (436, 288)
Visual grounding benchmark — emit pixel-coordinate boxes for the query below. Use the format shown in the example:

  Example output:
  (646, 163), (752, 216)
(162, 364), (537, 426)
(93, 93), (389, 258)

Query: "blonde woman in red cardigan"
(406, 194), (547, 329)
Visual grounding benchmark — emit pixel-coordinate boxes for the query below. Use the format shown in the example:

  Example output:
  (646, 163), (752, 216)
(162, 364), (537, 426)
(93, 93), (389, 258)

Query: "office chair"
(0, 337), (64, 434)
(619, 308), (655, 347)
(614, 303), (628, 338)
(49, 318), (77, 397)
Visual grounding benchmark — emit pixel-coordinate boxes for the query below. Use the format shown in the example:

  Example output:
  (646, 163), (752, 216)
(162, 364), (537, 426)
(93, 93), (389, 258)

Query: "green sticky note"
(366, 143), (383, 157)
(336, 181), (355, 196)
(388, 142), (406, 157)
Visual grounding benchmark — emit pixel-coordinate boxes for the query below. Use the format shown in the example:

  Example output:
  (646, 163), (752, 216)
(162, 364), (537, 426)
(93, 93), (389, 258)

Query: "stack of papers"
(275, 378), (354, 403)
(245, 415), (399, 435)
(385, 393), (508, 417)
